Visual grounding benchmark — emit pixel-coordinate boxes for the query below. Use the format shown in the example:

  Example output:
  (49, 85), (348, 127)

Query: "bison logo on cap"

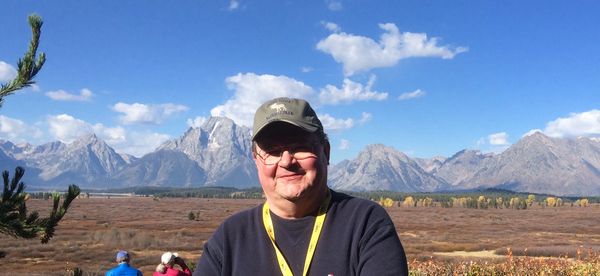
(269, 103), (287, 112)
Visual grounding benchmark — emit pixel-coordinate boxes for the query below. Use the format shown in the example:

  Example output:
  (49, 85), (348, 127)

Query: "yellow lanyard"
(262, 191), (331, 276)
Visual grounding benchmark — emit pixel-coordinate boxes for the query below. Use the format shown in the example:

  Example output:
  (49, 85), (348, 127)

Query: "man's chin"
(278, 188), (307, 202)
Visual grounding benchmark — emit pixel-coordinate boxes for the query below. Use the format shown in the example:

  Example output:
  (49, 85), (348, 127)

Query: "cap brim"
(252, 119), (319, 140)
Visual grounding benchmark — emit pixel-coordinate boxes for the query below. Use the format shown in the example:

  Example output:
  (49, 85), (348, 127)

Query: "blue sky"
(1, 1), (599, 164)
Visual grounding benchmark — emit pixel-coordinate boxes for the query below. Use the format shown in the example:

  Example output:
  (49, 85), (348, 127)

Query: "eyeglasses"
(255, 143), (319, 165)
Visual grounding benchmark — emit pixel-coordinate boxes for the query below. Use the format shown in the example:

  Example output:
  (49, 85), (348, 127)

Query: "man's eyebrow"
(264, 143), (301, 149)
(261, 141), (314, 149)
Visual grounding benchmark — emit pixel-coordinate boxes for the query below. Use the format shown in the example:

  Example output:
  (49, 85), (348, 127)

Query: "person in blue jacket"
(106, 250), (143, 276)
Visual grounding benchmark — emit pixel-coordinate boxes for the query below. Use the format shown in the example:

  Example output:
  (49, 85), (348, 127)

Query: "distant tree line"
(375, 193), (593, 209)
(89, 186), (266, 199)
(82, 186), (598, 207)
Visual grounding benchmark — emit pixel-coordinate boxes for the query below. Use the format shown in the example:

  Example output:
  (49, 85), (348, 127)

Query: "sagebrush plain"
(2, 197), (599, 275)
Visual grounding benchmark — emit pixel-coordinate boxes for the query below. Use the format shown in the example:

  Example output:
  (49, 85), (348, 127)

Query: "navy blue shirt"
(271, 210), (315, 275)
(194, 190), (408, 276)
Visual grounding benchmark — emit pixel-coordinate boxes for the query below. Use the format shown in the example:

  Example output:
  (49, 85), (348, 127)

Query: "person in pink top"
(153, 252), (192, 276)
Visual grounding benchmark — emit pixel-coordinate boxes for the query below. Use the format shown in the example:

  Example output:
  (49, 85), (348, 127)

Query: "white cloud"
(0, 115), (43, 142)
(338, 139), (350, 150)
(30, 84), (41, 92)
(112, 102), (189, 125)
(187, 116), (207, 128)
(358, 112), (372, 125)
(112, 131), (170, 157)
(47, 114), (94, 143)
(542, 110), (600, 138)
(92, 124), (126, 145)
(317, 23), (468, 76)
(0, 61), (17, 82)
(321, 21), (341, 32)
(476, 132), (510, 154)
(488, 132), (509, 146)
(325, 0), (342, 11)
(398, 89), (426, 100)
(228, 0), (240, 10)
(318, 113), (354, 131)
(301, 66), (314, 73)
(522, 129), (543, 137)
(46, 114), (169, 156)
(211, 73), (314, 127)
(476, 137), (486, 146)
(318, 75), (388, 105)
(45, 88), (94, 101)
(88, 123), (170, 157)
(0, 116), (26, 137)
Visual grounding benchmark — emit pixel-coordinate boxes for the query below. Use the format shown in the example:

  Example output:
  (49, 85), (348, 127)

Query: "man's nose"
(278, 150), (296, 167)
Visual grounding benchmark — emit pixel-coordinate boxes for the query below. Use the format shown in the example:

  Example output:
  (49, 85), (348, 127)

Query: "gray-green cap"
(252, 97), (323, 140)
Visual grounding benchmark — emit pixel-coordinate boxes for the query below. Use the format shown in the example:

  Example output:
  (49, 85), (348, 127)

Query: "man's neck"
(267, 188), (329, 219)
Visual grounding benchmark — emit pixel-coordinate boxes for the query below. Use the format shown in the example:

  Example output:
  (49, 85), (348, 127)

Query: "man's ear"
(251, 142), (258, 160)
(252, 151), (260, 169)
(323, 140), (331, 165)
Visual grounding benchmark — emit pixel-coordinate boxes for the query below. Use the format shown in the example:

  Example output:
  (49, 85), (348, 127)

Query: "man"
(105, 250), (143, 276)
(194, 97), (408, 275)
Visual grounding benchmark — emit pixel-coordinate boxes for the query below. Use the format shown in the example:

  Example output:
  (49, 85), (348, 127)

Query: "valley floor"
(1, 197), (599, 275)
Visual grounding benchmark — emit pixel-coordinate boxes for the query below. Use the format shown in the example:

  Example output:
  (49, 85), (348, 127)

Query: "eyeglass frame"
(253, 141), (322, 166)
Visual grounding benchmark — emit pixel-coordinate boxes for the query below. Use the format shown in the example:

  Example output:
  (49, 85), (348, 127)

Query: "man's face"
(253, 123), (329, 203)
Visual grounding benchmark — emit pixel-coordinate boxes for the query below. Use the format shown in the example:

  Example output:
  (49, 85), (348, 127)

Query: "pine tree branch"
(40, 184), (81, 243)
(0, 13), (82, 244)
(0, 14), (46, 107)
(0, 167), (81, 243)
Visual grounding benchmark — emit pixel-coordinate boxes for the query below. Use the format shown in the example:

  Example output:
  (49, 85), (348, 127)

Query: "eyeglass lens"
(260, 144), (317, 165)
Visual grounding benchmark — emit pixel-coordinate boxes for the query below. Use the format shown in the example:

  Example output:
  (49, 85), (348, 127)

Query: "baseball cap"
(116, 250), (128, 260)
(252, 97), (323, 140)
(161, 252), (179, 265)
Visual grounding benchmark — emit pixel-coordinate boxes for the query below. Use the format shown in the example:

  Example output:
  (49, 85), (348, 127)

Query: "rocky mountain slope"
(451, 133), (600, 196)
(328, 144), (449, 192)
(157, 117), (257, 187)
(2, 121), (599, 195)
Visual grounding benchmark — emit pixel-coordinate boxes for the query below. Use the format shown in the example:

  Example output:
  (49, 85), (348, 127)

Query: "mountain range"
(1, 117), (599, 196)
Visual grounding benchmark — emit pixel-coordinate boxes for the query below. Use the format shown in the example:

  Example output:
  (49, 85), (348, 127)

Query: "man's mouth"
(277, 174), (303, 181)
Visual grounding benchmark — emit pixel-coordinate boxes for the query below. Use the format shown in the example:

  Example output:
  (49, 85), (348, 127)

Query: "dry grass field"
(1, 196), (600, 275)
